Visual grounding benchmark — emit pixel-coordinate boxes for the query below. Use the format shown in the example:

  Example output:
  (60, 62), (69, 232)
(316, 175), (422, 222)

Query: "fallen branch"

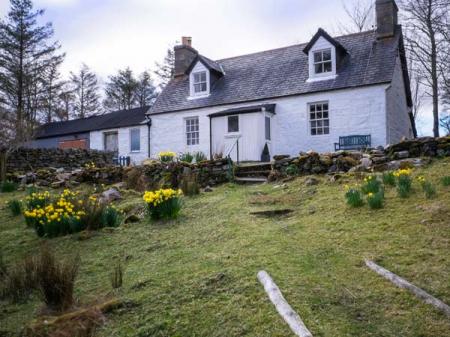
(257, 270), (313, 337)
(365, 260), (450, 317)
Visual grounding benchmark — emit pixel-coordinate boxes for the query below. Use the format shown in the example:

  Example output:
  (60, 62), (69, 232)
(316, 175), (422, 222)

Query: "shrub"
(143, 189), (183, 220)
(35, 245), (80, 311)
(417, 176), (436, 199)
(0, 180), (17, 193)
(0, 255), (37, 302)
(100, 205), (122, 228)
(361, 175), (382, 194)
(179, 152), (194, 163)
(285, 164), (299, 176)
(194, 151), (207, 163)
(7, 199), (22, 216)
(382, 171), (396, 186)
(110, 260), (124, 289)
(441, 176), (450, 187)
(395, 168), (413, 198)
(158, 151), (176, 163)
(345, 186), (364, 207)
(367, 191), (384, 209)
(180, 173), (200, 196)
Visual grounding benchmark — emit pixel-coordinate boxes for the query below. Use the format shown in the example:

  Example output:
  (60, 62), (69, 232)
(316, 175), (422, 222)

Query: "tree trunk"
(0, 151), (7, 183)
(428, 0), (440, 138)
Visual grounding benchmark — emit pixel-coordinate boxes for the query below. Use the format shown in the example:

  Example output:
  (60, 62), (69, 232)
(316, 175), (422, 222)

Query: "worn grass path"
(1, 158), (450, 336)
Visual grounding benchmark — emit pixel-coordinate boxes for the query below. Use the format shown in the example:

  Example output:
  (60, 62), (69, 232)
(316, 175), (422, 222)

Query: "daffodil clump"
(158, 151), (177, 163)
(143, 188), (183, 220)
(417, 176), (436, 199)
(84, 162), (96, 169)
(361, 175), (382, 194)
(394, 168), (413, 198)
(23, 189), (121, 238)
(344, 184), (364, 208)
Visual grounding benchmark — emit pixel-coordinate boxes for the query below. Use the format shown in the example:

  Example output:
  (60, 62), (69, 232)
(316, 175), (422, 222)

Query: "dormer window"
(313, 49), (332, 74)
(193, 71), (207, 94)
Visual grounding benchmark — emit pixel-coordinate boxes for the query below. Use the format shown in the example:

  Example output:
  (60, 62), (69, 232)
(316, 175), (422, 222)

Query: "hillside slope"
(1, 159), (449, 337)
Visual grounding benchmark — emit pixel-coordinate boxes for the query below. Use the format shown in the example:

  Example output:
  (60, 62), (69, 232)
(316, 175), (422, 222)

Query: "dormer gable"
(303, 28), (347, 82)
(187, 55), (224, 99)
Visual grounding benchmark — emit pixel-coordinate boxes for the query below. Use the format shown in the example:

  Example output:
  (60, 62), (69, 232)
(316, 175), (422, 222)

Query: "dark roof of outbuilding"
(208, 104), (276, 118)
(35, 106), (150, 139)
(150, 28), (409, 115)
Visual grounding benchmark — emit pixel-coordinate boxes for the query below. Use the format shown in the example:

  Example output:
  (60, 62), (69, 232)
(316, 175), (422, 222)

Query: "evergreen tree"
(70, 63), (100, 118)
(154, 44), (176, 89)
(136, 71), (157, 108)
(103, 67), (138, 111)
(0, 0), (64, 143)
(40, 58), (65, 123)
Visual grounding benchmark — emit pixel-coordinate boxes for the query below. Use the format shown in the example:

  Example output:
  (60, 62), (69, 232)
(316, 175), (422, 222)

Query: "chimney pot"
(376, 0), (398, 39)
(181, 36), (192, 47)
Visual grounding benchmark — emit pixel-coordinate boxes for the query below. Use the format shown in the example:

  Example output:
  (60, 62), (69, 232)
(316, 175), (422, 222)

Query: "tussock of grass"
(1, 159), (450, 336)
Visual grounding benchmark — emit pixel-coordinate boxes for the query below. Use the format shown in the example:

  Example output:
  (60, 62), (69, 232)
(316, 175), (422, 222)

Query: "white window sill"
(225, 133), (241, 138)
(130, 151), (141, 153)
(188, 93), (210, 100)
(306, 74), (337, 83)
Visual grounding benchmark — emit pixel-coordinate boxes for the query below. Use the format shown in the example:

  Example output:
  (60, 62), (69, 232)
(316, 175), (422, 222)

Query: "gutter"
(145, 117), (152, 158)
(209, 116), (212, 160)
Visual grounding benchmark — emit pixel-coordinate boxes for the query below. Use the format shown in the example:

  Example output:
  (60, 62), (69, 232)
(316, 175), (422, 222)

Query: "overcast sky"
(0, 0), (438, 135)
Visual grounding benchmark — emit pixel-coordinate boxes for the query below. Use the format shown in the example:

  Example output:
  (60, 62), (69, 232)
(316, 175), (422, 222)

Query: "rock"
(50, 180), (65, 188)
(55, 168), (65, 173)
(101, 188), (122, 203)
(204, 186), (213, 192)
(273, 155), (290, 161)
(360, 157), (372, 168)
(395, 150), (409, 159)
(305, 177), (319, 186)
(371, 156), (388, 164)
(349, 164), (368, 173)
(125, 214), (141, 223)
(328, 174), (341, 182)
(112, 182), (126, 190)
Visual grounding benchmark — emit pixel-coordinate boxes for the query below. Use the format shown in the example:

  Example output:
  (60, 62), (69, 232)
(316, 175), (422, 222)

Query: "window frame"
(265, 116), (271, 141)
(129, 128), (141, 153)
(191, 70), (208, 96)
(103, 131), (119, 153)
(185, 116), (200, 146)
(227, 115), (239, 134)
(313, 49), (333, 75)
(308, 102), (330, 136)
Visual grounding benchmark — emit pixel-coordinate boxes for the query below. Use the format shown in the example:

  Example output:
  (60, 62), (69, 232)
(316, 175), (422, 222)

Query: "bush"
(100, 205), (122, 228)
(7, 199), (22, 216)
(143, 189), (183, 220)
(395, 169), (413, 198)
(0, 255), (37, 302)
(179, 152), (194, 163)
(285, 164), (299, 176)
(382, 171), (396, 186)
(441, 176), (450, 187)
(35, 246), (80, 311)
(180, 173), (200, 196)
(194, 151), (207, 163)
(345, 187), (364, 207)
(361, 175), (382, 194)
(0, 180), (17, 193)
(110, 260), (124, 289)
(158, 151), (176, 163)
(417, 176), (436, 199)
(367, 191), (384, 209)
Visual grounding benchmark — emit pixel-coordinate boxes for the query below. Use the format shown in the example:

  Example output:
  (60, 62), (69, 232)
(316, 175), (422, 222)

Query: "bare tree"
(440, 112), (450, 135)
(407, 53), (426, 121)
(338, 0), (375, 34)
(70, 64), (100, 118)
(400, 0), (450, 137)
(154, 42), (177, 89)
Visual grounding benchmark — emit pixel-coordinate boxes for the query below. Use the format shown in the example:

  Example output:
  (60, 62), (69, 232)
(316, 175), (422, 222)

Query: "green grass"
(1, 159), (450, 336)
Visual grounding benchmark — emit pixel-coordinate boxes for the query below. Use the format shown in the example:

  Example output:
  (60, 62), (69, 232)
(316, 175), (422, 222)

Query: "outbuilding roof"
(150, 28), (410, 115)
(35, 106), (150, 139)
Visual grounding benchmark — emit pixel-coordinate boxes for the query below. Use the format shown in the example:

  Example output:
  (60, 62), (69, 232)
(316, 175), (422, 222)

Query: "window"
(309, 102), (330, 135)
(313, 49), (332, 74)
(193, 71), (207, 94)
(228, 115), (239, 133)
(104, 132), (118, 153)
(186, 117), (199, 145)
(130, 128), (140, 152)
(265, 116), (271, 140)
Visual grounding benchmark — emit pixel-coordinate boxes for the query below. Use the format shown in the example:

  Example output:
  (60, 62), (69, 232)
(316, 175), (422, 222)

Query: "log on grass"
(365, 260), (450, 317)
(257, 270), (313, 337)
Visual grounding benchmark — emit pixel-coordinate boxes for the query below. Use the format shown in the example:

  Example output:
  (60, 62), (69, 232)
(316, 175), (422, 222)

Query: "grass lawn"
(1, 158), (450, 337)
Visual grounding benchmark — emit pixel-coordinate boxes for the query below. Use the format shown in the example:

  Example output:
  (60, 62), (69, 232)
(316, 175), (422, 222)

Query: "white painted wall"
(386, 54), (413, 145)
(90, 124), (149, 164)
(149, 84), (389, 159)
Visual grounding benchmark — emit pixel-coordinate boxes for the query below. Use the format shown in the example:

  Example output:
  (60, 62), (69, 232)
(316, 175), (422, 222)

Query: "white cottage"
(148, 0), (415, 162)
(32, 0), (415, 164)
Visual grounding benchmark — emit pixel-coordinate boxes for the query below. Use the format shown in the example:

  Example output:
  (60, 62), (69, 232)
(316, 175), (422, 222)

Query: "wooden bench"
(334, 135), (371, 151)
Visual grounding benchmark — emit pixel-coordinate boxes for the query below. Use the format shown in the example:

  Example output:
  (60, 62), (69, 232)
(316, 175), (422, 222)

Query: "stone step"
(234, 177), (268, 184)
(235, 163), (272, 173)
(235, 170), (272, 178)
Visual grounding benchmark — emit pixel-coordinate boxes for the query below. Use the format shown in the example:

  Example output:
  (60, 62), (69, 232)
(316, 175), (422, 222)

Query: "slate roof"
(150, 28), (408, 115)
(36, 106), (150, 139)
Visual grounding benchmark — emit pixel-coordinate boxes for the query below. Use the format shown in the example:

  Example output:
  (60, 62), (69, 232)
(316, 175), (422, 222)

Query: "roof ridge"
(215, 29), (376, 62)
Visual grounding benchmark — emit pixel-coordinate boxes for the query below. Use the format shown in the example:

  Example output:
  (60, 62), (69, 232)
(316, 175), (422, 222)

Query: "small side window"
(313, 49), (332, 74)
(130, 128), (141, 152)
(228, 115), (239, 133)
(265, 116), (271, 140)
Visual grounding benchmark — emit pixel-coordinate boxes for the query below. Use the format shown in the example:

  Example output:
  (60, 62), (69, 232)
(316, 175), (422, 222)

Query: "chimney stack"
(376, 0), (398, 39)
(174, 36), (197, 77)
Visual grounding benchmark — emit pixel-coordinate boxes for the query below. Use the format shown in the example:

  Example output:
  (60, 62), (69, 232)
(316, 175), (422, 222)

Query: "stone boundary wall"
(271, 136), (450, 179)
(4, 148), (115, 173)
